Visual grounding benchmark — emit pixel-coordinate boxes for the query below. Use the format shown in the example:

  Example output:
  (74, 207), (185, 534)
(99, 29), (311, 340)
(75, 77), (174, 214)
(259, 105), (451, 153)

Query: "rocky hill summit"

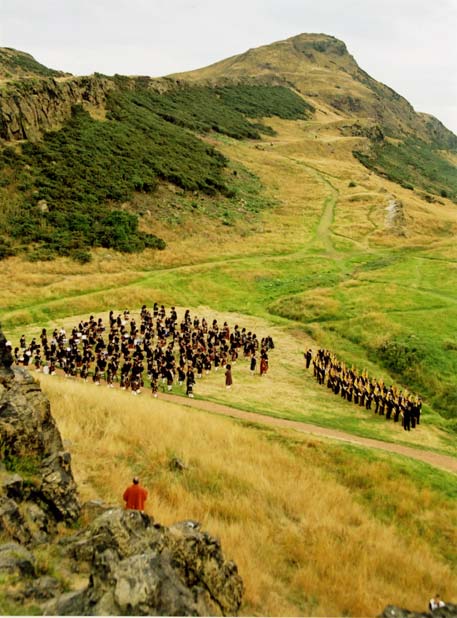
(0, 326), (243, 615)
(170, 33), (457, 149)
(1, 34), (456, 148)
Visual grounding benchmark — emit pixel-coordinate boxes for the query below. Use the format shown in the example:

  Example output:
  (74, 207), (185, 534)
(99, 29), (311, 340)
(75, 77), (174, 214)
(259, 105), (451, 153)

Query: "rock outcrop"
(0, 325), (243, 615)
(0, 325), (81, 545)
(380, 604), (457, 618)
(47, 509), (243, 616)
(0, 75), (115, 141)
(340, 121), (384, 143)
(385, 198), (407, 236)
(0, 73), (176, 143)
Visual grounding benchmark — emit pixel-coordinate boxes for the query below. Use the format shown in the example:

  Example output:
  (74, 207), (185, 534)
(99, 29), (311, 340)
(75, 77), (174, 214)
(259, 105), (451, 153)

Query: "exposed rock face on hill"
(0, 75), (115, 141)
(0, 326), (243, 615)
(0, 326), (80, 543)
(385, 198), (407, 236)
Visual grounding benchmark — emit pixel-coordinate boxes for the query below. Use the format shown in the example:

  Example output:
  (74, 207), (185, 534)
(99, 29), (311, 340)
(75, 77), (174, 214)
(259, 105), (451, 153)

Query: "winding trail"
(160, 393), (457, 475)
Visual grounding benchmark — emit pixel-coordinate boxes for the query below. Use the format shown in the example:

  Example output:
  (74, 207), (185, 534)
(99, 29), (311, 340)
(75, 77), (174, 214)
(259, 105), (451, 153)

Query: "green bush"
(69, 248), (92, 263)
(0, 238), (16, 260)
(2, 452), (41, 479)
(375, 337), (424, 378)
(216, 84), (315, 119)
(26, 247), (57, 262)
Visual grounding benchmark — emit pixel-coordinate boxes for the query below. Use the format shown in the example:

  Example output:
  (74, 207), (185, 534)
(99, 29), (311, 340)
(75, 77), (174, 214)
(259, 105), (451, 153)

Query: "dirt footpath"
(161, 394), (457, 475)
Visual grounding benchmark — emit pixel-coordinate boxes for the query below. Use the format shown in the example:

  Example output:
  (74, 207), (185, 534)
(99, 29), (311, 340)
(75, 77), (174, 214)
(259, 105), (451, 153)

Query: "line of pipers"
(304, 348), (422, 431)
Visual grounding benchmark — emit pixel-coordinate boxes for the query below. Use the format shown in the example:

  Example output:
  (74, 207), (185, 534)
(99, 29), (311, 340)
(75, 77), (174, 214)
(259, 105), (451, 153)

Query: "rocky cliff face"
(0, 75), (115, 141)
(0, 326), (80, 544)
(0, 325), (243, 615)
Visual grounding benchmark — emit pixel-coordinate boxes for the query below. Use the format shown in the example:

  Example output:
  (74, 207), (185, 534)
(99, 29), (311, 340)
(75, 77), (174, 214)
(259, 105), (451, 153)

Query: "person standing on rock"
(123, 477), (148, 511)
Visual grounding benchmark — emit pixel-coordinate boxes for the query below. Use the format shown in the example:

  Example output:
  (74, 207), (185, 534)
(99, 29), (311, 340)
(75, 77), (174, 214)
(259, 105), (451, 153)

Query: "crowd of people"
(12, 304), (274, 397)
(305, 348), (422, 430)
(10, 306), (425, 432)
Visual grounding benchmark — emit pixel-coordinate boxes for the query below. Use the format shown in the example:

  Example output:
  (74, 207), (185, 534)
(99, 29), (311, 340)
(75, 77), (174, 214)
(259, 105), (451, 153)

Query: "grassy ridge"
(0, 48), (64, 78)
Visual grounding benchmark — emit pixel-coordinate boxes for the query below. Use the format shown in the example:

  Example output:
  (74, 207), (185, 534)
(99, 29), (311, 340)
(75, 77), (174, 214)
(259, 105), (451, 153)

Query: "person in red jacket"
(123, 477), (148, 511)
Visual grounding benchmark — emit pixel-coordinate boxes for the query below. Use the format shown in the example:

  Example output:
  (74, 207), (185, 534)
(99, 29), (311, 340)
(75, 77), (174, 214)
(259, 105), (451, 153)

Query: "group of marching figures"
(12, 304), (273, 397)
(305, 348), (422, 431)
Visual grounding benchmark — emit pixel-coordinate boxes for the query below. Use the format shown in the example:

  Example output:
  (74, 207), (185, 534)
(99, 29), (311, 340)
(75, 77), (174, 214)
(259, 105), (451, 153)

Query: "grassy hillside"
(1, 36), (457, 616)
(1, 34), (456, 262)
(354, 138), (457, 200)
(2, 114), (457, 426)
(0, 83), (309, 261)
(33, 376), (457, 617)
(0, 47), (66, 79)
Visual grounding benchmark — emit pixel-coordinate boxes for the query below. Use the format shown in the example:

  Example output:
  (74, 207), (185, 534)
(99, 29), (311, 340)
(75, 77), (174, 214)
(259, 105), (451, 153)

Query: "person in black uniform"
(186, 366), (195, 398)
(305, 349), (313, 369)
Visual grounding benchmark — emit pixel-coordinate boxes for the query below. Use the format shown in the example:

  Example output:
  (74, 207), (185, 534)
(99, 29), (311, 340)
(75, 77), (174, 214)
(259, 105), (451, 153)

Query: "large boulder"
(0, 542), (36, 576)
(0, 367), (66, 464)
(0, 494), (34, 544)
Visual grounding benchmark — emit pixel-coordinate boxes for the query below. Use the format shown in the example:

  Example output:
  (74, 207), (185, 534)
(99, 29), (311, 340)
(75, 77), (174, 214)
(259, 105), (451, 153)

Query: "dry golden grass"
(38, 375), (457, 617)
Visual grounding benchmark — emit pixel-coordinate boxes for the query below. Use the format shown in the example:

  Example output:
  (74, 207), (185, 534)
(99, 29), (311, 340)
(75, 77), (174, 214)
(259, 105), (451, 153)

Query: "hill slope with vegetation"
(1, 36), (457, 616)
(0, 47), (67, 79)
(1, 35), (456, 262)
(1, 36), (457, 420)
(0, 62), (311, 260)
